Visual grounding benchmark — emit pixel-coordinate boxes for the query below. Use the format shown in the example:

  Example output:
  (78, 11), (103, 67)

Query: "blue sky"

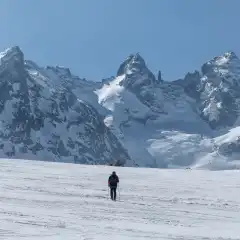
(1, 0), (240, 81)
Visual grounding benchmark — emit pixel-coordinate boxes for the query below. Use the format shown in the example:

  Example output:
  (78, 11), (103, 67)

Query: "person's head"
(112, 171), (116, 175)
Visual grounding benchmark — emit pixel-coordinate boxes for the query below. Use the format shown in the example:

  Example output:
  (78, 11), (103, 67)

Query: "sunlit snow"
(0, 159), (239, 239)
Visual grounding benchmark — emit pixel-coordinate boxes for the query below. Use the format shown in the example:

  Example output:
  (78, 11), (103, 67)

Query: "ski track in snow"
(0, 159), (239, 240)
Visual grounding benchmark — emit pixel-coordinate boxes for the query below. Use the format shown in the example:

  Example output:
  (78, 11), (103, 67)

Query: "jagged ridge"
(96, 50), (240, 169)
(0, 46), (131, 166)
(1, 46), (240, 169)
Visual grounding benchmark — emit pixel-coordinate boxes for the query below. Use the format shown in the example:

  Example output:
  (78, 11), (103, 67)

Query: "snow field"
(0, 159), (239, 239)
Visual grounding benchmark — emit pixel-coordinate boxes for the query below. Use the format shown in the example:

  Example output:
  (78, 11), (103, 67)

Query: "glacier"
(0, 158), (239, 239)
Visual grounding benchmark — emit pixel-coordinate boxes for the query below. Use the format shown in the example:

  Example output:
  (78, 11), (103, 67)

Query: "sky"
(1, 0), (240, 81)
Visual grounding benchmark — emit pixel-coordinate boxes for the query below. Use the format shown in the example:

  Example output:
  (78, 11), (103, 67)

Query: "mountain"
(175, 51), (240, 129)
(96, 51), (240, 169)
(0, 46), (131, 166)
(1, 46), (240, 169)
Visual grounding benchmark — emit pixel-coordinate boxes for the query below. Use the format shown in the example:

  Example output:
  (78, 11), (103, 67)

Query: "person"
(108, 171), (119, 201)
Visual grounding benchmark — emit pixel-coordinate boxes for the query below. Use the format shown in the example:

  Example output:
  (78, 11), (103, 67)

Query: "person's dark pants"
(110, 187), (117, 200)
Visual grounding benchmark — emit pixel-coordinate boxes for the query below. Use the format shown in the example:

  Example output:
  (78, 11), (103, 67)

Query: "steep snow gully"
(1, 46), (240, 169)
(0, 159), (239, 239)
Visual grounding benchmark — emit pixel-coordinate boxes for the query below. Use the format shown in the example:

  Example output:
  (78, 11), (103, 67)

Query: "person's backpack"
(109, 175), (118, 185)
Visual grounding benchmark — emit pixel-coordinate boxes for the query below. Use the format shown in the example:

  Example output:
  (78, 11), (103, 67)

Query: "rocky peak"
(174, 51), (240, 129)
(173, 70), (201, 100)
(201, 51), (240, 78)
(0, 46), (132, 166)
(116, 53), (157, 92)
(117, 53), (147, 76)
(223, 51), (238, 60)
(0, 46), (24, 73)
(157, 70), (163, 82)
(0, 46), (23, 63)
(46, 65), (72, 78)
(199, 51), (240, 92)
(214, 51), (239, 64)
(0, 46), (27, 94)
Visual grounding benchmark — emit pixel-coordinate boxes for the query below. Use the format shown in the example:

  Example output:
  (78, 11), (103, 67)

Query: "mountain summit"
(116, 53), (157, 91)
(0, 46), (240, 169)
(0, 46), (131, 166)
(117, 53), (147, 76)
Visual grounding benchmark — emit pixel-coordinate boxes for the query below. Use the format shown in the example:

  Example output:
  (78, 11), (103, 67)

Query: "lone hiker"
(108, 171), (119, 201)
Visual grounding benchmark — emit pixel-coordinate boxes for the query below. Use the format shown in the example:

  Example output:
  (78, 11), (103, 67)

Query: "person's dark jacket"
(108, 173), (119, 188)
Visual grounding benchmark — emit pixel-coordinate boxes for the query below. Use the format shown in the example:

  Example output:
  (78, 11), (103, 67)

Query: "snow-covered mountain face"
(116, 54), (164, 114)
(176, 51), (240, 130)
(96, 51), (240, 169)
(0, 46), (130, 166)
(95, 56), (207, 168)
(1, 46), (240, 169)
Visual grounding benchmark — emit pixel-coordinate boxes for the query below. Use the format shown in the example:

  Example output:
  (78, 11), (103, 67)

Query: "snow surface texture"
(0, 159), (239, 240)
(1, 46), (240, 169)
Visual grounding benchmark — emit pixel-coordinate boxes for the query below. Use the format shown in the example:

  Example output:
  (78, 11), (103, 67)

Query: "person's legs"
(113, 187), (117, 200)
(110, 188), (114, 200)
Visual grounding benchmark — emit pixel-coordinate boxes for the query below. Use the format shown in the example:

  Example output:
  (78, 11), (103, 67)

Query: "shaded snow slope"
(0, 46), (130, 166)
(0, 159), (239, 239)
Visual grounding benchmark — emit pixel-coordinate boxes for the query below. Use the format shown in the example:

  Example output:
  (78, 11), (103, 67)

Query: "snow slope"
(0, 46), (130, 166)
(0, 158), (239, 239)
